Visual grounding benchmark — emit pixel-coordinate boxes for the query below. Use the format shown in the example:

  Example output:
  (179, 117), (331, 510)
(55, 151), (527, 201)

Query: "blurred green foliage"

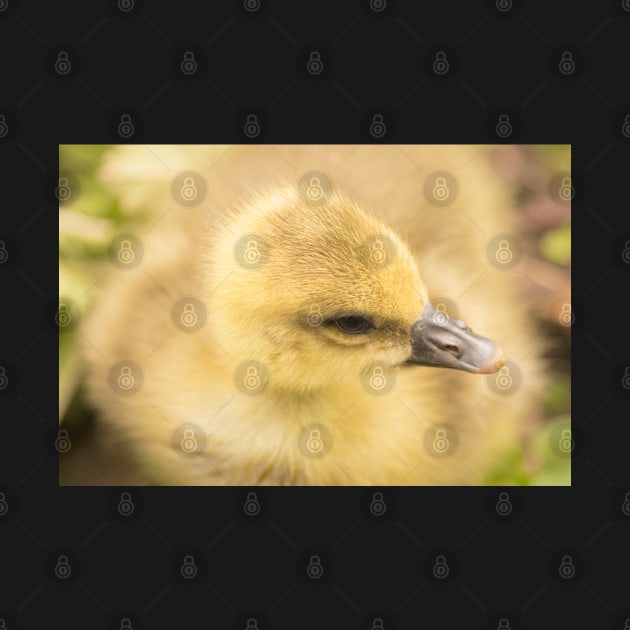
(59, 145), (149, 420)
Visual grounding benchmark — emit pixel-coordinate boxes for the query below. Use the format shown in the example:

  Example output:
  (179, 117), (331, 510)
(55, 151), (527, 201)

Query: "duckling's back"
(81, 145), (544, 485)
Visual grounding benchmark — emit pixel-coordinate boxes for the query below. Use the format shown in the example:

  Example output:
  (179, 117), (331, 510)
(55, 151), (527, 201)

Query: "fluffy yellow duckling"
(81, 145), (542, 485)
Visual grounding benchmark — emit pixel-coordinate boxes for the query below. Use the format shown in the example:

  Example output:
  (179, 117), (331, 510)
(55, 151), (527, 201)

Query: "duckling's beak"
(406, 303), (506, 374)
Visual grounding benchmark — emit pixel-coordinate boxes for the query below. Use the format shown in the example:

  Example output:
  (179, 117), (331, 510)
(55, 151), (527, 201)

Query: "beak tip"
(478, 347), (506, 374)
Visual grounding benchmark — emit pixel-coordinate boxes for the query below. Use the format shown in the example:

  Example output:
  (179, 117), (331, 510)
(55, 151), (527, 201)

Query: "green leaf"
(540, 224), (571, 266)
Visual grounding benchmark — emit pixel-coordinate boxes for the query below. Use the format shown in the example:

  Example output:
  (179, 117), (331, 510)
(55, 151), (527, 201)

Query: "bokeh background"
(58, 144), (571, 485)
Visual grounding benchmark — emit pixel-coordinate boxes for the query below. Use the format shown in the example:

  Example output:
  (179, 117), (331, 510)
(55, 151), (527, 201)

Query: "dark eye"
(332, 315), (373, 334)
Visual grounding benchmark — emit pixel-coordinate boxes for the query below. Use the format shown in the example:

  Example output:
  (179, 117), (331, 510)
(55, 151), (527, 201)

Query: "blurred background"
(58, 144), (571, 485)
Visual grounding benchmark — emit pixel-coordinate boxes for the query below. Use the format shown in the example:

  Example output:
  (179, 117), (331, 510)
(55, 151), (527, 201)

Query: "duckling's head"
(206, 186), (505, 394)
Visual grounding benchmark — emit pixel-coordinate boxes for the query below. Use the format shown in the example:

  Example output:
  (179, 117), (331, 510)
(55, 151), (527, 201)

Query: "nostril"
(440, 343), (460, 357)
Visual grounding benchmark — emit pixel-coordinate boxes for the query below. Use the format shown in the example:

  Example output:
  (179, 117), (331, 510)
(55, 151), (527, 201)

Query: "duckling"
(80, 145), (542, 485)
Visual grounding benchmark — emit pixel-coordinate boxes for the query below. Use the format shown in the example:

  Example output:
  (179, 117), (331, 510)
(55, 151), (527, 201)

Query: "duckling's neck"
(267, 381), (358, 410)
(246, 378), (361, 429)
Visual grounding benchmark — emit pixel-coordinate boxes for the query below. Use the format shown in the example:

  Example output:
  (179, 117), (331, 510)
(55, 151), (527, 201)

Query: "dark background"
(1, 0), (629, 628)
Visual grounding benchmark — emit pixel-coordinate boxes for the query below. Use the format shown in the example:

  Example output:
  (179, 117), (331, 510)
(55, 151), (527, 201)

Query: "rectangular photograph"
(58, 145), (571, 486)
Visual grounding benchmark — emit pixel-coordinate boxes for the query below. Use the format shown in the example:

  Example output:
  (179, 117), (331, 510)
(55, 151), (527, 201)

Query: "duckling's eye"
(331, 315), (373, 334)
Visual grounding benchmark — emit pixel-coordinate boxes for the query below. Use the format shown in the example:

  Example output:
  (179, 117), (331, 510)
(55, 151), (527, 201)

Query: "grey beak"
(406, 303), (506, 374)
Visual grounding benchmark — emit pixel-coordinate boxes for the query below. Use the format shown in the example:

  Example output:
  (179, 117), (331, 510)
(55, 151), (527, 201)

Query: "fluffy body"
(81, 145), (543, 485)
